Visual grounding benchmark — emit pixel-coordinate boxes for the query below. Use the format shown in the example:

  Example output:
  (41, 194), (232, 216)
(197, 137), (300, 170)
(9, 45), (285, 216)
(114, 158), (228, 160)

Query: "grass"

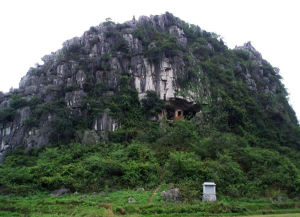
(238, 214), (300, 217)
(0, 187), (299, 217)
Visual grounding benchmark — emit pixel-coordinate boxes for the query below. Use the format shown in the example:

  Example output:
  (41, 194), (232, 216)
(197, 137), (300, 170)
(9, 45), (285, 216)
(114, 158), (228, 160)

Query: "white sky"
(0, 0), (299, 119)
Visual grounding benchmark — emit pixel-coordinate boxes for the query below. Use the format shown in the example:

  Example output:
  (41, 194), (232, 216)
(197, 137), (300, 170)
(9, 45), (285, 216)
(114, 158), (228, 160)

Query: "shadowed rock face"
(0, 13), (296, 161)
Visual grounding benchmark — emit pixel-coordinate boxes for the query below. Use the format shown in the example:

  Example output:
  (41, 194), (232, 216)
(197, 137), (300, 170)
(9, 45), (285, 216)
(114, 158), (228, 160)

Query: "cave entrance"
(174, 109), (184, 121)
(163, 98), (201, 122)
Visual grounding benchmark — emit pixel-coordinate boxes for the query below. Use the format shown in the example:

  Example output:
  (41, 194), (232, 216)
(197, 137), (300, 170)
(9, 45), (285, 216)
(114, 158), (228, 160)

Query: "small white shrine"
(202, 182), (216, 201)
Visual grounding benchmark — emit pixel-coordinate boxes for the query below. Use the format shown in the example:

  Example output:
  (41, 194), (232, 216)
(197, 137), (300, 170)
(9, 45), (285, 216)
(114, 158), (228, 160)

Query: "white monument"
(202, 182), (216, 201)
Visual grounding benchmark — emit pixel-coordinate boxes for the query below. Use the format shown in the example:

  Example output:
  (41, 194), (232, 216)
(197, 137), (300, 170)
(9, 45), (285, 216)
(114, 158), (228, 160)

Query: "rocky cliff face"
(0, 13), (298, 161)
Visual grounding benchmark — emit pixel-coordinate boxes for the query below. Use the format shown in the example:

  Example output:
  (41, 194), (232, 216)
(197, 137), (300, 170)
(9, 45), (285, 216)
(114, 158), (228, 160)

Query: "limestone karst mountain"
(0, 12), (299, 162)
(0, 12), (300, 199)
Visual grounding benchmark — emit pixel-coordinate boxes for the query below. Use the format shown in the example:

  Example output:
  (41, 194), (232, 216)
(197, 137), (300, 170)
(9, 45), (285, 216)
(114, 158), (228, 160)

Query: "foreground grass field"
(240, 214), (300, 217)
(0, 188), (300, 217)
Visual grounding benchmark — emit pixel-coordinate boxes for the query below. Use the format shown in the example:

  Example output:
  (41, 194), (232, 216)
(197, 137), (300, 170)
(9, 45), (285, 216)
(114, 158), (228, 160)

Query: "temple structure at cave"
(160, 97), (201, 121)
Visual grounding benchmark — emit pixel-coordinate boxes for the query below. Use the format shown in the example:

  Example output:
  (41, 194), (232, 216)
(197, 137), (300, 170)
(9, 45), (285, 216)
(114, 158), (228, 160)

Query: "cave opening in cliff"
(163, 98), (201, 122)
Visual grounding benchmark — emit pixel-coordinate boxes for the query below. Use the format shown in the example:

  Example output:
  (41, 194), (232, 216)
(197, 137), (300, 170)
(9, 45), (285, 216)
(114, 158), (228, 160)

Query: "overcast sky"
(0, 0), (299, 119)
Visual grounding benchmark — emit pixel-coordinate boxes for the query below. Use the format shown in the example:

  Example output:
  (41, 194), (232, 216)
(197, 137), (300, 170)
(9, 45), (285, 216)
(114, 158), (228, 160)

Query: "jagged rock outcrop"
(0, 13), (298, 161)
(161, 188), (180, 201)
(234, 41), (282, 93)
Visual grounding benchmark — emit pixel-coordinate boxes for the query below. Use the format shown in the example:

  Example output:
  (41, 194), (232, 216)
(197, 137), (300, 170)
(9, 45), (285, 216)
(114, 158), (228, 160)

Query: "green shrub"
(204, 155), (247, 197)
(156, 120), (200, 149)
(10, 94), (27, 109)
(234, 49), (250, 60)
(0, 107), (16, 124)
(141, 90), (165, 117)
(23, 117), (38, 128)
(165, 151), (204, 182)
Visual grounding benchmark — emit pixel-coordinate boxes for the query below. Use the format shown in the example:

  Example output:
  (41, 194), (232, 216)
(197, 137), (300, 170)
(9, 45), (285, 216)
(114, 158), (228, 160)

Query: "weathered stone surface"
(65, 90), (87, 108)
(51, 186), (70, 196)
(128, 197), (136, 203)
(24, 85), (38, 96)
(234, 41), (283, 93)
(80, 130), (100, 145)
(136, 187), (145, 192)
(169, 25), (187, 46)
(160, 188), (180, 201)
(0, 92), (4, 103)
(94, 109), (119, 132)
(235, 41), (262, 59)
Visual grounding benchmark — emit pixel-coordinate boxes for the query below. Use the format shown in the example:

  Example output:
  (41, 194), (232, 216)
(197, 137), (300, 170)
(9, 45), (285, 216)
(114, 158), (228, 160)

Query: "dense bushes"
(0, 94), (27, 124)
(133, 24), (182, 63)
(0, 143), (160, 194)
(0, 107), (16, 124)
(1, 119), (299, 200)
(10, 94), (27, 109)
(165, 152), (203, 181)
(141, 90), (165, 117)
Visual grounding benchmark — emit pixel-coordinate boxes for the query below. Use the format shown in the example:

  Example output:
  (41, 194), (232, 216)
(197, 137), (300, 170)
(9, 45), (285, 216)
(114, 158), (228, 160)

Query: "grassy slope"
(240, 214), (300, 217)
(1, 187), (300, 217)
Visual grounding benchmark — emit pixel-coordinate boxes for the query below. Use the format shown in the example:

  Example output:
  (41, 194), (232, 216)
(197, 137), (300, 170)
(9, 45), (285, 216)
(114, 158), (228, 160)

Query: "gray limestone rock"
(0, 92), (4, 105)
(136, 187), (145, 192)
(128, 197), (136, 203)
(81, 130), (100, 145)
(235, 41), (262, 60)
(160, 188), (180, 201)
(51, 186), (70, 196)
(65, 90), (87, 108)
(94, 109), (119, 132)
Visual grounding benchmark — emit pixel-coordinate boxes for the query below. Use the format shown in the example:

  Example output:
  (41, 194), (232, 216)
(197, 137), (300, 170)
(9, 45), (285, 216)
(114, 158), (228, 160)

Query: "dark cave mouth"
(163, 98), (201, 121)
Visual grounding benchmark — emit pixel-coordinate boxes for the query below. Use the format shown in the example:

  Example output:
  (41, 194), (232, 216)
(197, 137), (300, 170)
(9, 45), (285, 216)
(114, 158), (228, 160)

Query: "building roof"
(203, 182), (216, 186)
